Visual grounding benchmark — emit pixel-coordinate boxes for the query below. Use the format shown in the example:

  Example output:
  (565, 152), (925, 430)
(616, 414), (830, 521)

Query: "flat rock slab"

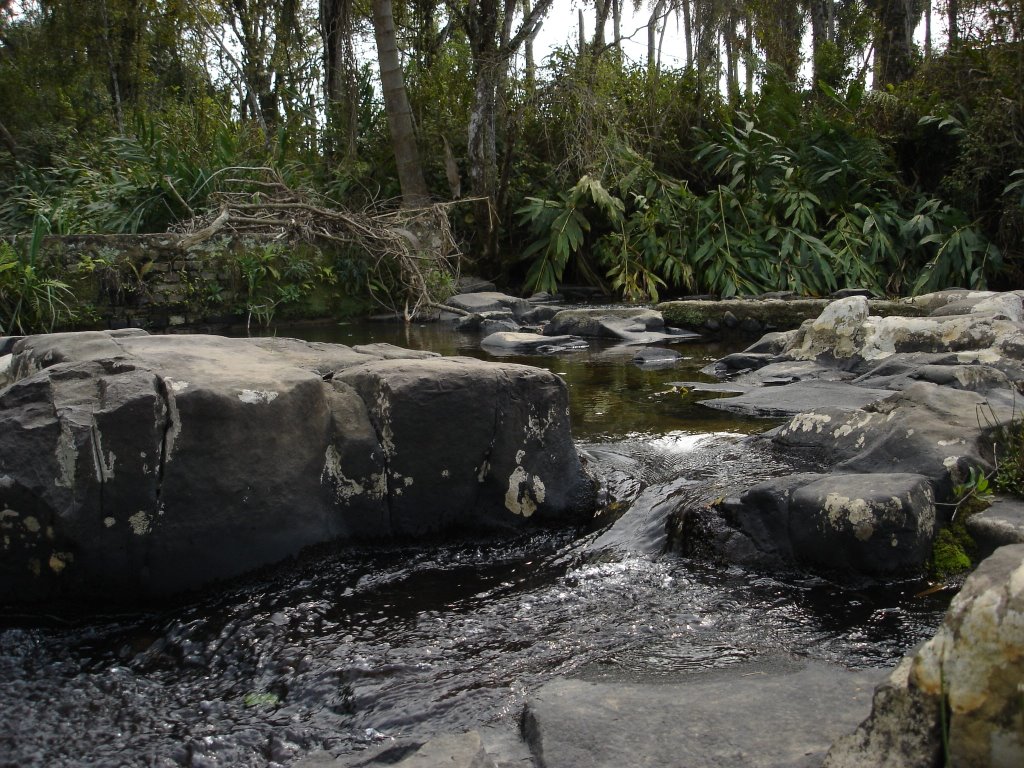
(296, 731), (500, 768)
(524, 657), (884, 768)
(698, 380), (892, 418)
(966, 496), (1024, 553)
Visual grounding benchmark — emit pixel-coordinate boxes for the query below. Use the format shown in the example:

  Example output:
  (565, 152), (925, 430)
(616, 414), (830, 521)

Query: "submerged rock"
(481, 331), (588, 354)
(0, 331), (595, 604)
(543, 308), (700, 344)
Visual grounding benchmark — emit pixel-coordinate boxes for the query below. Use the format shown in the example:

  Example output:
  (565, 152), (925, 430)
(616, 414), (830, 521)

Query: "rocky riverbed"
(2, 287), (1023, 766)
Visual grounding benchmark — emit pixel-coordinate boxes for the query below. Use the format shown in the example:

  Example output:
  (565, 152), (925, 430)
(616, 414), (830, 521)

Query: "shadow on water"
(0, 319), (953, 767)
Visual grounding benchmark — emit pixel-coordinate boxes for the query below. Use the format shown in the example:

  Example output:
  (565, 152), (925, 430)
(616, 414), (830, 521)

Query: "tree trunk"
(870, 0), (918, 87)
(523, 0), (537, 88)
(647, 0), (667, 74)
(612, 0), (621, 57)
(371, 0), (430, 207)
(682, 0), (693, 67)
(924, 0), (931, 59)
(810, 0), (835, 85)
(593, 0), (611, 48)
(321, 0), (359, 159)
(947, 0), (959, 50)
(744, 12), (754, 100)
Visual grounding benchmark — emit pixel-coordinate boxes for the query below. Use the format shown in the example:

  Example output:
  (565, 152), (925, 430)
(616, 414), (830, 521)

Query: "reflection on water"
(0, 318), (951, 767)
(246, 320), (769, 440)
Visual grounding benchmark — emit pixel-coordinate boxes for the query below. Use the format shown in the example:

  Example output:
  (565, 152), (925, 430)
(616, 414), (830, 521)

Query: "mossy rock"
(657, 297), (930, 333)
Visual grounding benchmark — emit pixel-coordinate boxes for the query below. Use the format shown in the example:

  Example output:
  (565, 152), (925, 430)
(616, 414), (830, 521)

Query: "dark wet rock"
(702, 351), (778, 376)
(481, 332), (588, 354)
(732, 359), (855, 385)
(965, 496), (1024, 555)
(700, 381), (891, 419)
(456, 276), (497, 294)
(480, 318), (519, 336)
(543, 308), (664, 338)
(515, 304), (562, 324)
(0, 331), (594, 604)
(447, 292), (530, 315)
(825, 544), (1024, 768)
(0, 336), (23, 355)
(631, 347), (680, 368)
(527, 291), (562, 304)
(523, 657), (883, 768)
(833, 288), (876, 299)
(742, 330), (798, 355)
(710, 472), (937, 576)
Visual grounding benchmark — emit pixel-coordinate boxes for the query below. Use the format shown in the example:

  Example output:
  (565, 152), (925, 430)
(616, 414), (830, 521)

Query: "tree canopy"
(0, 0), (1021, 303)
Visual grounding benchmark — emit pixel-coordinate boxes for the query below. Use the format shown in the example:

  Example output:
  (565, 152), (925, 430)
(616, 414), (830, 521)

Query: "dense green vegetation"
(0, 0), (1022, 328)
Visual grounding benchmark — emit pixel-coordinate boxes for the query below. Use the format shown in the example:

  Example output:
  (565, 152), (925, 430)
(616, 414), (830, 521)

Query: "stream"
(0, 321), (952, 767)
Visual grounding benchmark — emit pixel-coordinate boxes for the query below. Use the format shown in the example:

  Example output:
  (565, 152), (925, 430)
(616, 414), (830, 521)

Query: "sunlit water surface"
(0, 320), (951, 767)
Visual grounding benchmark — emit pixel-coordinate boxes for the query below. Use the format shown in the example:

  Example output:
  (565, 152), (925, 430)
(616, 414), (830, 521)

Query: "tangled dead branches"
(172, 169), (476, 320)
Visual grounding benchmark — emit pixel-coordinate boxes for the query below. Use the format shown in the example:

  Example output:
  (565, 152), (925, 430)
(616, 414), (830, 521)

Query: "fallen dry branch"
(172, 172), (480, 320)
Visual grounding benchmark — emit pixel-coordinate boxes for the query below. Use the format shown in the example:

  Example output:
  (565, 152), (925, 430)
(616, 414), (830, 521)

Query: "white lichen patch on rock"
(167, 379), (190, 393)
(54, 419), (77, 489)
(786, 412), (833, 434)
(22, 516), (40, 534)
(103, 516), (116, 528)
(90, 425), (116, 483)
(238, 389), (279, 405)
(128, 511), (152, 535)
(161, 379), (182, 463)
(374, 388), (396, 457)
(505, 465), (546, 517)
(320, 445), (383, 502)
(48, 551), (73, 573)
(824, 494), (878, 541)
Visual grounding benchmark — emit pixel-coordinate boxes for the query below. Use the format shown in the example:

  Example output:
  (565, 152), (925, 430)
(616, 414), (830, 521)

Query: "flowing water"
(0, 320), (952, 767)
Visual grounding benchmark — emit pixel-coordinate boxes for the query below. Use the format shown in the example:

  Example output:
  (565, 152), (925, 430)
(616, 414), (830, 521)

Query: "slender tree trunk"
(947, 0), (959, 50)
(810, 0), (835, 85)
(99, 0), (125, 134)
(925, 0), (932, 59)
(0, 119), (18, 159)
(744, 12), (754, 100)
(647, 0), (667, 74)
(321, 0), (359, 159)
(682, 0), (693, 67)
(372, 0), (430, 207)
(523, 0), (537, 88)
(612, 0), (621, 57)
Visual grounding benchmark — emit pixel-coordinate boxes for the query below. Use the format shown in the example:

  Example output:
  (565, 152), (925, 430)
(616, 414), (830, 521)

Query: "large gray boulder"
(824, 544), (1024, 768)
(0, 331), (595, 604)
